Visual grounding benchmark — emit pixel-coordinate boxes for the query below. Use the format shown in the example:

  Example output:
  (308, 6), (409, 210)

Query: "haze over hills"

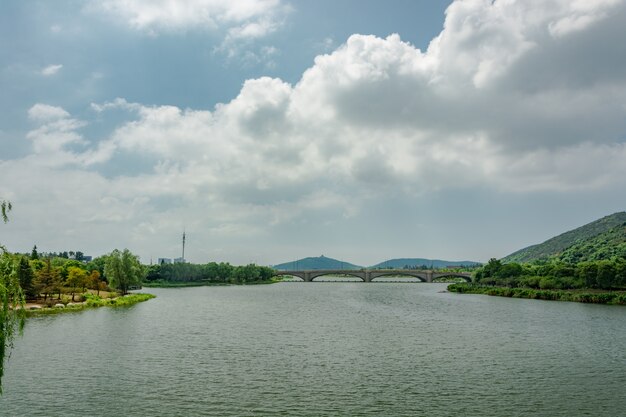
(503, 212), (626, 263)
(272, 256), (481, 270)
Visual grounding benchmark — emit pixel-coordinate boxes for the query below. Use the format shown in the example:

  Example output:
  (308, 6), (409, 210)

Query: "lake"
(2, 282), (626, 416)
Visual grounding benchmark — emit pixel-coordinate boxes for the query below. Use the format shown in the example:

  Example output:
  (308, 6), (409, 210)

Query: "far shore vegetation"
(449, 257), (626, 305)
(145, 262), (278, 286)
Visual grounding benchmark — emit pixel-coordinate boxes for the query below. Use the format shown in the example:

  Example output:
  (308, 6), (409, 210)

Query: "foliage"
(0, 202), (25, 395)
(104, 249), (145, 295)
(66, 267), (88, 301)
(33, 259), (62, 301)
(448, 283), (626, 305)
(26, 293), (155, 316)
(16, 256), (36, 299)
(144, 262), (276, 285)
(472, 257), (626, 290)
(556, 224), (626, 263)
(30, 245), (39, 260)
(503, 212), (626, 263)
(0, 201), (11, 223)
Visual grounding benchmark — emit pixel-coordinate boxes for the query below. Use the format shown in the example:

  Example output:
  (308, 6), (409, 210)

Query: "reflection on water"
(2, 283), (626, 416)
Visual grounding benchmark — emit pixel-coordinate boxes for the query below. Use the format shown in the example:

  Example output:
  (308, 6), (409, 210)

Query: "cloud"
(4, 0), (626, 262)
(89, 0), (291, 65)
(90, 0), (290, 36)
(41, 64), (63, 76)
(27, 0), (626, 194)
(28, 104), (70, 122)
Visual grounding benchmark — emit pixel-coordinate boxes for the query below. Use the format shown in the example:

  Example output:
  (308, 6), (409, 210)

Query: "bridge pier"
(304, 272), (312, 282)
(364, 271), (372, 283)
(425, 271), (433, 283)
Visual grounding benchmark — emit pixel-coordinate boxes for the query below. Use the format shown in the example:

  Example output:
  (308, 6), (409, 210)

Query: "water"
(2, 283), (626, 416)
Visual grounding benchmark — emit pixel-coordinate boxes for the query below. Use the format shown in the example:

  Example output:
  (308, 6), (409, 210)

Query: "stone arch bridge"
(273, 269), (472, 283)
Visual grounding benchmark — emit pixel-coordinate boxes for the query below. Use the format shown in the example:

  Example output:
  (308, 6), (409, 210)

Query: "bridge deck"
(274, 269), (472, 283)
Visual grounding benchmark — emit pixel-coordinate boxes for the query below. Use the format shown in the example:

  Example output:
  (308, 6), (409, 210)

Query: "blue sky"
(2, 0), (626, 265)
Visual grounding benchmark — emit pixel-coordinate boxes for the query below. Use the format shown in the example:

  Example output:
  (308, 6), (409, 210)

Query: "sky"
(2, 0), (626, 266)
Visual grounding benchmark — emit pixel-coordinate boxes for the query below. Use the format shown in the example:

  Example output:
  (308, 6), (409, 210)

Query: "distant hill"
(370, 258), (481, 269)
(503, 212), (626, 263)
(555, 223), (626, 263)
(272, 256), (362, 271)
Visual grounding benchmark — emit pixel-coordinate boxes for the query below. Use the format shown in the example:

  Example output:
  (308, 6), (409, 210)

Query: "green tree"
(104, 249), (144, 295)
(596, 260), (616, 289)
(67, 266), (88, 301)
(0, 200), (11, 223)
(0, 201), (25, 395)
(16, 256), (36, 299)
(30, 245), (39, 260)
(577, 262), (598, 288)
(33, 259), (62, 301)
(85, 256), (107, 277)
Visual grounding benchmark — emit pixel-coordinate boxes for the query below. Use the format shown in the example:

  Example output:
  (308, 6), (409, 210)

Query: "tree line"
(474, 258), (626, 290)
(6, 247), (145, 302)
(145, 262), (276, 284)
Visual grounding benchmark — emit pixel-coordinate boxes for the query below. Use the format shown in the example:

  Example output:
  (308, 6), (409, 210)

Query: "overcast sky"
(2, 0), (626, 266)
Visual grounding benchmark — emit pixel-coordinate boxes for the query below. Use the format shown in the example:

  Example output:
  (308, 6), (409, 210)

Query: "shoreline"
(143, 279), (282, 288)
(21, 293), (155, 316)
(447, 283), (626, 305)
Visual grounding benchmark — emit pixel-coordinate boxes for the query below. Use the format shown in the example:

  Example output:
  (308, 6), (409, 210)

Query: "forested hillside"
(503, 212), (626, 263)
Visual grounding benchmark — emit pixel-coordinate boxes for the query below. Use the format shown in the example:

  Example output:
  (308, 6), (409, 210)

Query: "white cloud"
(91, 0), (289, 36)
(28, 104), (70, 122)
(41, 64), (63, 76)
(90, 0), (290, 65)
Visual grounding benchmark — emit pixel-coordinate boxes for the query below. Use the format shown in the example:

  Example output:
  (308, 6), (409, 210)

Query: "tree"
(30, 245), (39, 260)
(596, 261), (616, 290)
(66, 267), (88, 301)
(577, 262), (598, 288)
(0, 200), (24, 395)
(0, 200), (11, 223)
(16, 256), (36, 299)
(104, 249), (144, 295)
(88, 270), (102, 295)
(33, 259), (61, 301)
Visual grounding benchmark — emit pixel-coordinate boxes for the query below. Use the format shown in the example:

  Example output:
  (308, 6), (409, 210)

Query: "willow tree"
(1, 200), (10, 223)
(0, 201), (24, 394)
(104, 249), (144, 295)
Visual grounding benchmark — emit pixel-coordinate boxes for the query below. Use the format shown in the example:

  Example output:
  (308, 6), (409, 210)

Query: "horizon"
(2, 1), (626, 265)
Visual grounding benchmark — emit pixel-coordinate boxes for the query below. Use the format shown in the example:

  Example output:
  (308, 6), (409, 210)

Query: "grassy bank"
(143, 279), (282, 288)
(24, 293), (155, 316)
(448, 283), (626, 305)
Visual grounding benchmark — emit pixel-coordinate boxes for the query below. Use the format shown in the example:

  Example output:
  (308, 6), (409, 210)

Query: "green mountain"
(503, 212), (626, 263)
(369, 258), (480, 269)
(272, 256), (362, 270)
(556, 224), (626, 263)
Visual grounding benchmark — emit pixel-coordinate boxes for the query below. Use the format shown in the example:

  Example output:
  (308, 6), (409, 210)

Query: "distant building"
(82, 256), (93, 262)
(158, 258), (172, 265)
(174, 257), (185, 264)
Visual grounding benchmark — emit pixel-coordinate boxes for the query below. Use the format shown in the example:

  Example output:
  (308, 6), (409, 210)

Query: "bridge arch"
(273, 271), (306, 281)
(432, 273), (472, 283)
(310, 271), (365, 282)
(369, 271), (428, 282)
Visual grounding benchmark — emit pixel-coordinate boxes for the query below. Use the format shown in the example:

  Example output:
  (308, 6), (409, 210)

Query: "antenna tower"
(182, 229), (186, 263)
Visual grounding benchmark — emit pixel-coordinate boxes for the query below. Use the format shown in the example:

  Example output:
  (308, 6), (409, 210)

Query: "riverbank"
(448, 283), (626, 305)
(23, 293), (155, 316)
(143, 279), (282, 288)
